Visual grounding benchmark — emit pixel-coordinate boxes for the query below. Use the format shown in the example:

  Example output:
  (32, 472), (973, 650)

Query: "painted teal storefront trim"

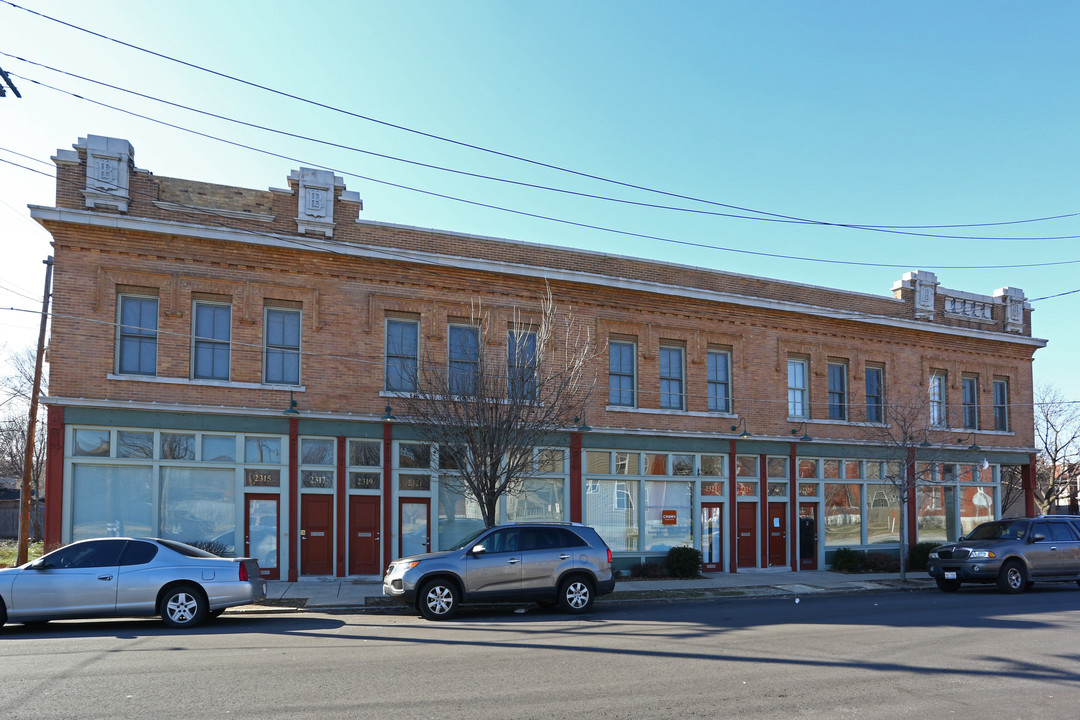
(63, 407), (292, 434)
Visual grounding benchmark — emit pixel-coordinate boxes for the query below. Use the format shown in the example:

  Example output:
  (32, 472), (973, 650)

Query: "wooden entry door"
(245, 494), (279, 580)
(700, 503), (724, 571)
(799, 502), (818, 570)
(349, 496), (381, 575)
(767, 503), (787, 567)
(736, 503), (757, 568)
(301, 494), (334, 575)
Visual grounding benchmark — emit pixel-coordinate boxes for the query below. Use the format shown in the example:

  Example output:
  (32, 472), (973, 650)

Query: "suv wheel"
(997, 560), (1027, 594)
(558, 576), (595, 614)
(419, 579), (459, 621)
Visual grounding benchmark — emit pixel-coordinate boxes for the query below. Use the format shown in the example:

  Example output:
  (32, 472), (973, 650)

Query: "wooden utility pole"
(17, 256), (53, 566)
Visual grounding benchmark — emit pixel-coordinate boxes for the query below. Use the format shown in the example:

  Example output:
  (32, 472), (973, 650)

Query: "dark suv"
(927, 516), (1080, 593)
(382, 522), (615, 620)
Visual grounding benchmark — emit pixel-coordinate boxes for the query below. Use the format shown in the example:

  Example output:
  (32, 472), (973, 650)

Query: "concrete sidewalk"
(233, 569), (936, 614)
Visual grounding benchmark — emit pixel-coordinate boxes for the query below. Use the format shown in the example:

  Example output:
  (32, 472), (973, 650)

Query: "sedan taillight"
(238, 562), (249, 582)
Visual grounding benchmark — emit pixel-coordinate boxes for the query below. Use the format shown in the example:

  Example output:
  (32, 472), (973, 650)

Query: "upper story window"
(828, 362), (848, 421)
(993, 379), (1009, 432)
(608, 341), (636, 407)
(788, 358), (808, 418)
(962, 376), (978, 429)
(865, 366), (884, 423)
(707, 350), (731, 413)
(448, 325), (480, 395)
(659, 346), (684, 410)
(117, 295), (158, 376)
(192, 301), (231, 381)
(385, 319), (418, 392)
(264, 308), (300, 385)
(508, 330), (537, 400)
(929, 372), (947, 427)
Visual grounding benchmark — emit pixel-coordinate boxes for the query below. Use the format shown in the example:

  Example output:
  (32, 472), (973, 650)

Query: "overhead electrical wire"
(5, 51), (1080, 239)
(11, 75), (1080, 272)
(2, 1), (1078, 234)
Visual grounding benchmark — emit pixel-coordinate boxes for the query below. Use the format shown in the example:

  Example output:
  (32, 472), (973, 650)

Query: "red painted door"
(768, 503), (787, 567)
(301, 495), (334, 575)
(245, 494), (279, 580)
(799, 503), (818, 570)
(700, 503), (724, 571)
(349, 496), (381, 575)
(736, 503), (757, 568)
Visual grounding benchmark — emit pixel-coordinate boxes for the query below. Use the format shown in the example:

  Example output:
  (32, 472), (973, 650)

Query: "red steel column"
(728, 440), (738, 573)
(760, 454), (769, 569)
(336, 435), (347, 577)
(789, 442), (799, 572)
(382, 422), (394, 569)
(287, 417), (299, 582)
(44, 405), (64, 550)
(1024, 452), (1037, 517)
(569, 433), (582, 523)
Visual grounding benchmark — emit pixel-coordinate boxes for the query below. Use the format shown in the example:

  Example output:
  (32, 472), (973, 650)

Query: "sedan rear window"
(120, 541), (159, 566)
(157, 538), (220, 558)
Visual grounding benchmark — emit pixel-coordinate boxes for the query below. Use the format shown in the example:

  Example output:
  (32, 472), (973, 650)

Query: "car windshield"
(447, 527), (490, 551)
(966, 521), (1027, 541)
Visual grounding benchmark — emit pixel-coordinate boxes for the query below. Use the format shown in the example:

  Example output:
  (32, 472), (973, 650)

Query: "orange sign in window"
(662, 510), (678, 525)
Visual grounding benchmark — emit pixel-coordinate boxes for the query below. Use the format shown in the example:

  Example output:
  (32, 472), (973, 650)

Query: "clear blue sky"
(1, 1), (1078, 402)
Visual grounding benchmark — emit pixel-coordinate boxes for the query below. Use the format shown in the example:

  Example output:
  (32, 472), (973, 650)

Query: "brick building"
(32, 135), (1043, 580)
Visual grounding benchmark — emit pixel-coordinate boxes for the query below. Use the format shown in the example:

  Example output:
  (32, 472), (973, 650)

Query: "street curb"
(225, 580), (937, 616)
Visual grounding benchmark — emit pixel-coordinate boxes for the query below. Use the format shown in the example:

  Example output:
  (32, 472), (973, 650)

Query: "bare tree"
(393, 290), (593, 528)
(1031, 384), (1080, 514)
(0, 346), (48, 540)
(859, 388), (943, 581)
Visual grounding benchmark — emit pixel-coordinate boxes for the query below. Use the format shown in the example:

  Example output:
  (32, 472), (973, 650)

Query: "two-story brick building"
(31, 135), (1043, 580)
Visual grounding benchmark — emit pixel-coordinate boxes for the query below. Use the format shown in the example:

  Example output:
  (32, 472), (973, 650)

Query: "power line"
(11, 77), (1080, 272)
(6, 51), (1080, 239)
(3, 1), (1078, 235)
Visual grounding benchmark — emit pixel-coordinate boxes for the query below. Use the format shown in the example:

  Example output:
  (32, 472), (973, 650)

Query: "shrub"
(907, 542), (936, 572)
(863, 551), (900, 573)
(665, 546), (703, 578)
(830, 547), (863, 573)
(630, 562), (666, 579)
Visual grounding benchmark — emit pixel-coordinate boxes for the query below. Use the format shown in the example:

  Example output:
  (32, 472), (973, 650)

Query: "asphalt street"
(3, 586), (1080, 719)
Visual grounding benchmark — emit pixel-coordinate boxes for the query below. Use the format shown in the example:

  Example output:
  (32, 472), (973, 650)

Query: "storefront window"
(537, 449), (565, 473)
(245, 436), (281, 464)
(643, 481), (692, 551)
(767, 457), (788, 479)
(301, 438), (334, 465)
(586, 451), (610, 474)
(615, 452), (639, 475)
(917, 486), (948, 544)
(961, 486), (995, 536)
(824, 483), (861, 546)
(845, 461), (861, 479)
(202, 435), (236, 462)
(824, 460), (840, 479)
(159, 467), (235, 549)
(865, 462), (881, 480)
(767, 482), (788, 497)
(349, 440), (380, 466)
(585, 478), (639, 551)
(506, 478), (564, 523)
(798, 458), (819, 478)
(399, 443), (431, 469)
(644, 454), (668, 475)
(673, 455), (694, 476)
(72, 464), (152, 540)
(701, 455), (725, 476)
(866, 484), (899, 544)
(799, 483), (818, 497)
(160, 433), (195, 460)
(736, 455), (758, 477)
(73, 429), (111, 457)
(438, 476), (485, 550)
(117, 431), (153, 459)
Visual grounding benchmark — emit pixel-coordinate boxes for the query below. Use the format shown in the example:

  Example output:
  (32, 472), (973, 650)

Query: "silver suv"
(927, 516), (1080, 593)
(382, 522), (615, 620)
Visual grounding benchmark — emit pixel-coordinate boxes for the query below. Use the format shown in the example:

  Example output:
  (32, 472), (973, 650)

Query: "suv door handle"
(559, 554), (571, 560)
(507, 557), (519, 564)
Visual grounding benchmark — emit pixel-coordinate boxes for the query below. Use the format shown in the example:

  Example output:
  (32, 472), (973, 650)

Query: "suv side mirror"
(470, 544), (487, 556)
(1030, 533), (1047, 543)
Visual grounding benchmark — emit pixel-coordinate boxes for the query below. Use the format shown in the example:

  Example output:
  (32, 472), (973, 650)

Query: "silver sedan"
(0, 537), (267, 629)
